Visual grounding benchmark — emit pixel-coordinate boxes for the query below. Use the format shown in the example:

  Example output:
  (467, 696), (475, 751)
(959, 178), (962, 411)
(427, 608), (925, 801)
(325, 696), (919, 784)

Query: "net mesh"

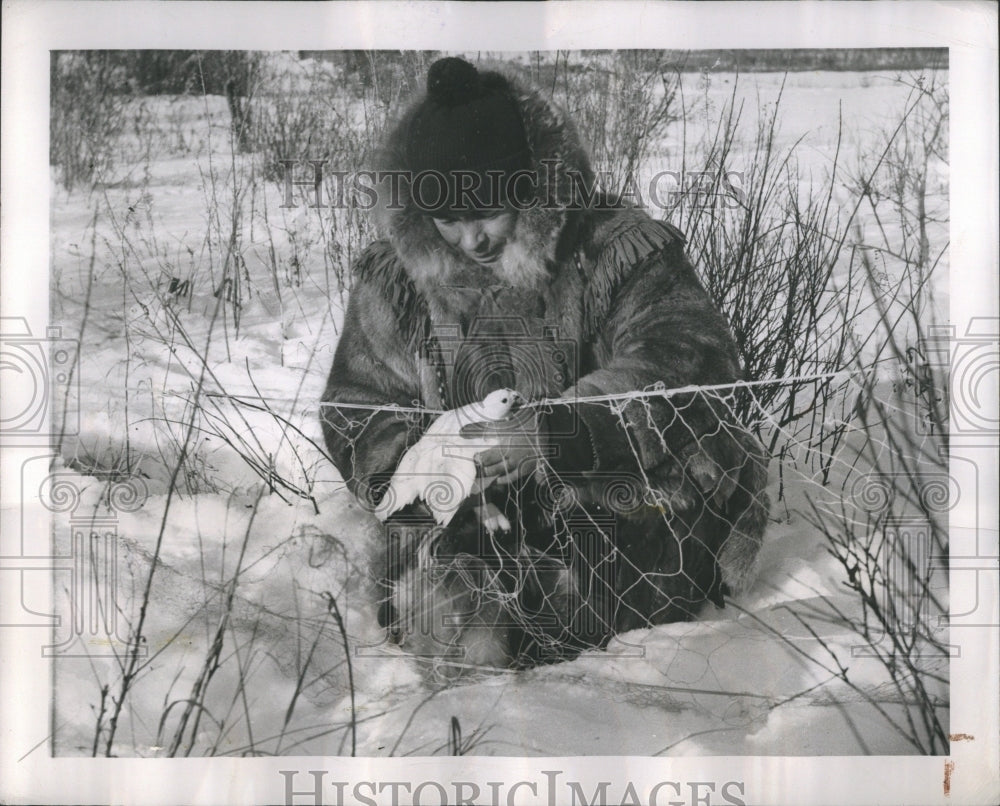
(321, 375), (865, 682)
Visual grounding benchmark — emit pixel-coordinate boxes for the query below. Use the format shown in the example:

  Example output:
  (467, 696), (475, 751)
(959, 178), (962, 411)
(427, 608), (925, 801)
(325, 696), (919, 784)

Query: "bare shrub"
(739, 71), (950, 754)
(645, 73), (951, 497)
(514, 50), (680, 194)
(50, 51), (131, 190)
(808, 256), (948, 754)
(815, 71), (949, 753)
(250, 56), (344, 182)
(251, 52), (436, 293)
(115, 50), (260, 96)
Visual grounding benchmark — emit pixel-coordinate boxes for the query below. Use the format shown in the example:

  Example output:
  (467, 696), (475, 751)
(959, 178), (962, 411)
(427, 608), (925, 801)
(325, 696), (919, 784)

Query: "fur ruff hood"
(372, 63), (597, 299)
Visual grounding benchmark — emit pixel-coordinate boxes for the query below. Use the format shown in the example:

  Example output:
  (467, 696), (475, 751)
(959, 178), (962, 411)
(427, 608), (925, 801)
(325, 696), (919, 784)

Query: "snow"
(48, 63), (948, 757)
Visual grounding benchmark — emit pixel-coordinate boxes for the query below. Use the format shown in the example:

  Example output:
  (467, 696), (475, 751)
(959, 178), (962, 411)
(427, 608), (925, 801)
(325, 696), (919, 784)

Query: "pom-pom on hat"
(406, 57), (531, 213)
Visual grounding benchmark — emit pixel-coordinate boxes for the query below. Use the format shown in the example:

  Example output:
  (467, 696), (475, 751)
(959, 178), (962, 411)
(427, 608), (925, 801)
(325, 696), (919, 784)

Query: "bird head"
(479, 388), (524, 420)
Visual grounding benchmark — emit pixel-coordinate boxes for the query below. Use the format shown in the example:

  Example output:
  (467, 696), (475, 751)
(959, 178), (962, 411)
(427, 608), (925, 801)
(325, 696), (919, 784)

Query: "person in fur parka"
(320, 57), (769, 677)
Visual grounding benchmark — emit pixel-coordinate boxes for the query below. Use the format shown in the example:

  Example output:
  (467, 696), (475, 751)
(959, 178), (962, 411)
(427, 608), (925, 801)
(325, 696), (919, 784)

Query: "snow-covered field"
(47, 61), (949, 757)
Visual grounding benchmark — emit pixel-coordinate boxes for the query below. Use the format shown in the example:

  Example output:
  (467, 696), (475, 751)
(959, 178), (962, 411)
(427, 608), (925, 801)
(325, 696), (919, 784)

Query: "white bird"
(374, 388), (523, 531)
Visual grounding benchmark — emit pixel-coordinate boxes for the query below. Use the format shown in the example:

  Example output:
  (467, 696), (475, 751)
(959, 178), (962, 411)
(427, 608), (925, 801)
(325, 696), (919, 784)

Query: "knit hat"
(406, 57), (532, 214)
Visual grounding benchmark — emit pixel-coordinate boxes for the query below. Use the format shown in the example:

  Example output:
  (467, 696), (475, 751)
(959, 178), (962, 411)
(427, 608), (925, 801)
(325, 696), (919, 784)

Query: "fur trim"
(352, 239), (427, 350)
(354, 210), (689, 354)
(373, 63), (595, 305)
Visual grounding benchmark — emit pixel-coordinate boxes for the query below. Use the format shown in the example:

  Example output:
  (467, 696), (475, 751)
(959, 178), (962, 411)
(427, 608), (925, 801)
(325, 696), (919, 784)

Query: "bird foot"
(475, 502), (511, 535)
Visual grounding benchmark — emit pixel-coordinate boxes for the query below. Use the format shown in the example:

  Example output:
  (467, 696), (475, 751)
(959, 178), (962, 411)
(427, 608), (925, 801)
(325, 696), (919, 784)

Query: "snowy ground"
(47, 63), (948, 757)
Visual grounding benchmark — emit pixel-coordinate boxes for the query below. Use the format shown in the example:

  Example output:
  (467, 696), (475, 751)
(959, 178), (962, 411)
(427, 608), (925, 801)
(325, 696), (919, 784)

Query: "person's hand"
(460, 405), (544, 487)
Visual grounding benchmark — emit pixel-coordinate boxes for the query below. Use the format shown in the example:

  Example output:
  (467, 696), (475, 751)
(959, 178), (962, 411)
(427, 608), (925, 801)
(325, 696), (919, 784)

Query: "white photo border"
(2, 2), (997, 804)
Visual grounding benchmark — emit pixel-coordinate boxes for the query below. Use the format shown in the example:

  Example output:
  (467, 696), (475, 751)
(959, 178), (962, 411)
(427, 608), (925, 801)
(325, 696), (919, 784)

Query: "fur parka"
(320, 62), (769, 672)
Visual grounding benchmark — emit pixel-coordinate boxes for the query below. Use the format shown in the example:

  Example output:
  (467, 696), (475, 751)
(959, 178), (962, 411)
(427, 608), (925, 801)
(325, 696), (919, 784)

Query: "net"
(321, 375), (859, 682)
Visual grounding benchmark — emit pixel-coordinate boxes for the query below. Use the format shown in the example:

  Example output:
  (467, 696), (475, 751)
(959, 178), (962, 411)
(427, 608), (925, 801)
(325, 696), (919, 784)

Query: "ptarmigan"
(373, 388), (523, 532)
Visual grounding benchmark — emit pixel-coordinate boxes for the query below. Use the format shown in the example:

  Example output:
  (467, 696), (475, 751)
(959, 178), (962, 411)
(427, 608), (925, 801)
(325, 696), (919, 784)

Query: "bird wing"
(372, 408), (457, 520)
(373, 438), (432, 520)
(372, 398), (512, 524)
(373, 433), (499, 525)
(420, 440), (486, 525)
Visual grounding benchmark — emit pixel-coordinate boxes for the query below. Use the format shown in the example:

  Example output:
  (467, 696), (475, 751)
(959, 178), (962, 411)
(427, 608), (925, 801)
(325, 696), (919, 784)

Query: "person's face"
(432, 208), (518, 268)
